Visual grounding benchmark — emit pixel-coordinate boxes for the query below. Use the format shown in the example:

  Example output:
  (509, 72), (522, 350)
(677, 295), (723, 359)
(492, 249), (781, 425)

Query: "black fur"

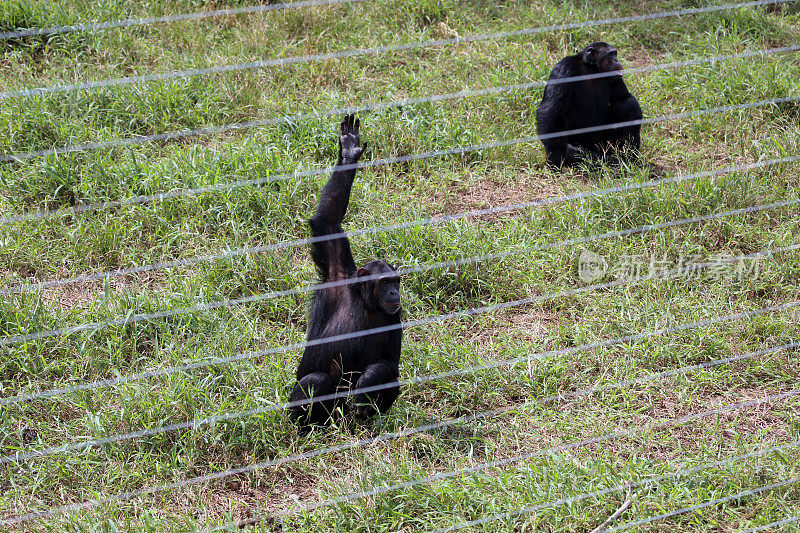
(289, 115), (402, 430)
(536, 42), (643, 168)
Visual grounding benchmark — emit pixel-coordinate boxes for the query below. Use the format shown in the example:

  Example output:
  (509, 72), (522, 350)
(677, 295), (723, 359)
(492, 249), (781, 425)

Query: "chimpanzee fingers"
(361, 141), (368, 153)
(354, 117), (360, 132)
(341, 114), (355, 134)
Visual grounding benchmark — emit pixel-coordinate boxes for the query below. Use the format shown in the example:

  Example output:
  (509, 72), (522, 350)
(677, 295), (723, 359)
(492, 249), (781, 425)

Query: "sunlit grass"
(0, 0), (798, 531)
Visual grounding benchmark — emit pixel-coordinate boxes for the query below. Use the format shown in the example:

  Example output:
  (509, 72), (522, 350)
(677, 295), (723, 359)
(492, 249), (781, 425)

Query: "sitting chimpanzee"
(289, 115), (402, 431)
(536, 42), (642, 168)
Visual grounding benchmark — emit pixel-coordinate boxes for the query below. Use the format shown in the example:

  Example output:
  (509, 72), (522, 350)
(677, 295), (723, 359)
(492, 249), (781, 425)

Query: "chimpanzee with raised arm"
(536, 42), (642, 168)
(289, 115), (402, 431)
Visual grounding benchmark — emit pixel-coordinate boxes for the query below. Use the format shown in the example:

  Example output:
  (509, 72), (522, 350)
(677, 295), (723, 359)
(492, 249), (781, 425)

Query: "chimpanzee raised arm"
(307, 115), (367, 283)
(289, 115), (403, 431)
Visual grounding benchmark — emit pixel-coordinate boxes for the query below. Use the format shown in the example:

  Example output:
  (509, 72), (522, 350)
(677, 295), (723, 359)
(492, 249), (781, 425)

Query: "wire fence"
(1, 0), (791, 100)
(0, 246), (796, 526)
(1, 0), (798, 529)
(0, 0), (366, 40)
(3, 297), (796, 464)
(606, 478), (800, 532)
(3, 153), (797, 297)
(2, 42), (797, 168)
(739, 514), (800, 532)
(2, 86), (797, 226)
(3, 193), (796, 346)
(3, 241), (797, 410)
(430, 436), (800, 532)
(4, 386), (797, 527)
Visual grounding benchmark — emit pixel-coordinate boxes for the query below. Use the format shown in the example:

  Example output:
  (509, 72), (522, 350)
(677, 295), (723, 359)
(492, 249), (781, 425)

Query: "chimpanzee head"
(355, 260), (402, 316)
(580, 42), (623, 75)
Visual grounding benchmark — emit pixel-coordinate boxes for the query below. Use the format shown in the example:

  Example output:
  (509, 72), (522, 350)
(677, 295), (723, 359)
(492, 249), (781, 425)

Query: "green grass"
(0, 0), (799, 530)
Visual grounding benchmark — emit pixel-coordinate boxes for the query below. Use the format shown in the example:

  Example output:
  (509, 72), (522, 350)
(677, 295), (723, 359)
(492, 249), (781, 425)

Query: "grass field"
(1, 0), (800, 530)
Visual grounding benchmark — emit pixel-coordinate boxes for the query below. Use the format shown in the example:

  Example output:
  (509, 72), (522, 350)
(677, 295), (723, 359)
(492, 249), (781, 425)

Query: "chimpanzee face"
(582, 42), (623, 75)
(373, 275), (401, 315)
(357, 260), (402, 316)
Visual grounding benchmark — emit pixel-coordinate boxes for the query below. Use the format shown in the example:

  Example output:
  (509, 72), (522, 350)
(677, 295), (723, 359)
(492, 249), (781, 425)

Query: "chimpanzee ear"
(586, 46), (596, 60)
(356, 267), (370, 278)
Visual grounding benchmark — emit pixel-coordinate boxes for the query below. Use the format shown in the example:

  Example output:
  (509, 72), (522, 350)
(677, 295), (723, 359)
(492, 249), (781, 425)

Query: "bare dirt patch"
(625, 46), (662, 70)
(563, 384), (799, 464)
(473, 309), (559, 355)
(440, 170), (567, 221)
(505, 309), (558, 338)
(150, 464), (323, 529)
(35, 271), (168, 311)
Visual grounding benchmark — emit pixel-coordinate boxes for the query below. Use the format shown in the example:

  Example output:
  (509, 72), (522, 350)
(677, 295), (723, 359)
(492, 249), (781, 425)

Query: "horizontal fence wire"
(3, 153), (797, 297)
(4, 385), (797, 527)
(605, 479), (800, 532)
(2, 89), (796, 228)
(738, 514), (800, 532)
(0, 226), (794, 401)
(2, 309), (795, 467)
(3, 194), (796, 346)
(429, 432), (800, 533)
(250, 394), (800, 526)
(2, 243), (797, 408)
(2, 42), (797, 167)
(0, 0), (365, 40)
(1, 249), (797, 464)
(0, 0), (791, 101)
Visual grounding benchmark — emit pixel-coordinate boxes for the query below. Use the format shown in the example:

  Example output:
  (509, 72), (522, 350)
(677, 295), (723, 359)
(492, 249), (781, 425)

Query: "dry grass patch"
(439, 168), (567, 220)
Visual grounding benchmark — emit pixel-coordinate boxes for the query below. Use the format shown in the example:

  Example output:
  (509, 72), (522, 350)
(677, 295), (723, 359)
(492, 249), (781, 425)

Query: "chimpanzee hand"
(339, 114), (367, 163)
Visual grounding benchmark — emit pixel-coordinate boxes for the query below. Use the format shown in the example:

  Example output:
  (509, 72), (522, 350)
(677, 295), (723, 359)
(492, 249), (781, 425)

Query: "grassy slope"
(0, 0), (799, 531)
